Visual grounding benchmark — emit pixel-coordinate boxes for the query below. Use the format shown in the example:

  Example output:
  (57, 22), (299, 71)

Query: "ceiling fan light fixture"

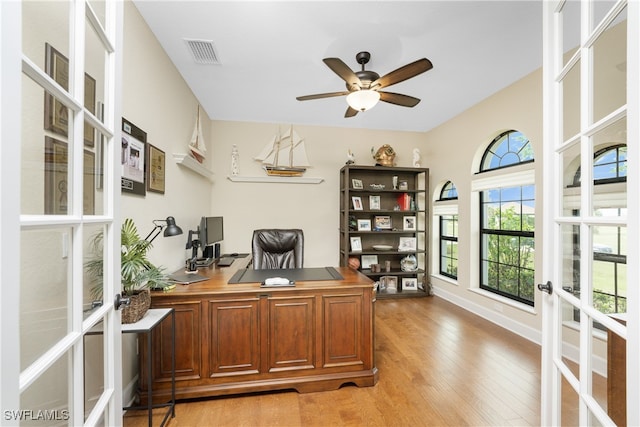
(346, 90), (380, 112)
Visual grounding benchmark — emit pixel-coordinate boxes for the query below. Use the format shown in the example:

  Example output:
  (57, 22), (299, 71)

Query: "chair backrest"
(252, 229), (304, 269)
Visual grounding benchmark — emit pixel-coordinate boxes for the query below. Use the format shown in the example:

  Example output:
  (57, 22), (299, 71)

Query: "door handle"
(537, 281), (553, 295)
(114, 293), (131, 310)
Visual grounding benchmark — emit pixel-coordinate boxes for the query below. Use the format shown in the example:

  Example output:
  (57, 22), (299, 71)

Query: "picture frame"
(44, 43), (97, 147)
(44, 136), (68, 215)
(352, 196), (363, 210)
(402, 277), (418, 291)
(380, 276), (398, 293)
(357, 219), (371, 231)
(398, 236), (417, 251)
(369, 195), (381, 210)
(44, 136), (95, 215)
(350, 236), (362, 252)
(352, 178), (363, 189)
(121, 118), (146, 196)
(373, 215), (392, 230)
(83, 150), (96, 214)
(361, 254), (379, 269)
(403, 216), (417, 231)
(146, 143), (165, 194)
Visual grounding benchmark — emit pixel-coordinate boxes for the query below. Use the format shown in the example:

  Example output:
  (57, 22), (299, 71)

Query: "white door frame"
(1, 1), (124, 425)
(541, 0), (639, 425)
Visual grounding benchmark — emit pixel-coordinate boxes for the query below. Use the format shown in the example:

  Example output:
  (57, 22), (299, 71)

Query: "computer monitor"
(200, 216), (223, 246)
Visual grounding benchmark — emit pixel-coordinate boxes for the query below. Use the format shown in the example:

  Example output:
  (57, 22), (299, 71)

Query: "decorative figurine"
(231, 144), (239, 176)
(346, 149), (355, 165)
(371, 144), (396, 166)
(412, 148), (421, 167)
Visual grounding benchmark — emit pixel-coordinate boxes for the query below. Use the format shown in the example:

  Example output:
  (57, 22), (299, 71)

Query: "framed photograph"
(84, 73), (96, 147)
(45, 136), (95, 215)
(121, 118), (146, 196)
(44, 43), (97, 147)
(402, 277), (418, 291)
(83, 150), (95, 214)
(146, 143), (165, 194)
(357, 219), (371, 231)
(44, 136), (68, 214)
(369, 195), (381, 210)
(352, 196), (363, 210)
(352, 178), (363, 189)
(398, 236), (417, 251)
(361, 255), (379, 269)
(403, 216), (417, 231)
(373, 215), (392, 230)
(380, 276), (398, 293)
(350, 236), (362, 252)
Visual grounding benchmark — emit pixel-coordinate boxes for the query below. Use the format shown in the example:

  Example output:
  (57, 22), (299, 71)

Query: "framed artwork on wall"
(44, 43), (97, 147)
(44, 136), (95, 215)
(146, 143), (165, 194)
(121, 118), (146, 196)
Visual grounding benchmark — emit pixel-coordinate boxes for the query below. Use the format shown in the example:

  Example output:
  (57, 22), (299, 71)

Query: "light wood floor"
(123, 296), (603, 426)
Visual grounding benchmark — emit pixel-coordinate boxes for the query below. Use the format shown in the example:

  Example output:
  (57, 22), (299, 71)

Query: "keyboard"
(217, 257), (235, 267)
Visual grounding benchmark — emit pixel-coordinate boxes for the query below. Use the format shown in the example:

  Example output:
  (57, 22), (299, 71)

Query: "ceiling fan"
(296, 51), (433, 118)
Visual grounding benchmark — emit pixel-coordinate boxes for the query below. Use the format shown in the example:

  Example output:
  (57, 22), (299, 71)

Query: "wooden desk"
(138, 260), (378, 402)
(607, 314), (626, 426)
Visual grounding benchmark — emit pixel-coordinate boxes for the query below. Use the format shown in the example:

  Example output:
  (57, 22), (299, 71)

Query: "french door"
(541, 0), (639, 425)
(1, 1), (124, 425)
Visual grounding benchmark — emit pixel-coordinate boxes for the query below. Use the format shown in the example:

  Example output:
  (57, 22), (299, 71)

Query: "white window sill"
(468, 287), (538, 315)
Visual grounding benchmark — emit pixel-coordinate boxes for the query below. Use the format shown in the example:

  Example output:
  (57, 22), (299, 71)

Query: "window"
(478, 130), (535, 305)
(480, 130), (533, 171)
(436, 181), (458, 279)
(439, 181), (458, 200)
(570, 144), (627, 316)
(440, 214), (458, 279)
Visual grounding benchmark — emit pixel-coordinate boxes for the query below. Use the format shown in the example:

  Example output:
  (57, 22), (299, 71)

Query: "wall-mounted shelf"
(173, 153), (214, 181)
(227, 176), (324, 184)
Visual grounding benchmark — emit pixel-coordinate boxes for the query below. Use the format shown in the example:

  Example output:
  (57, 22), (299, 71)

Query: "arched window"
(480, 130), (533, 172)
(436, 181), (458, 279)
(478, 130), (535, 306)
(572, 143), (627, 185)
(439, 181), (458, 200)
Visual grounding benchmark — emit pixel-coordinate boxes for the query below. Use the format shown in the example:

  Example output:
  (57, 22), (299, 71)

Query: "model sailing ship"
(254, 125), (311, 176)
(189, 105), (207, 163)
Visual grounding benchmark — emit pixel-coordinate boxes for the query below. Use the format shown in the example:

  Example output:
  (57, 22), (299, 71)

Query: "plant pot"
(121, 289), (150, 324)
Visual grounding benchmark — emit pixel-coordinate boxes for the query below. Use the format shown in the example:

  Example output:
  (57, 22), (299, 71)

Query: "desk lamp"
(144, 216), (183, 243)
(185, 229), (201, 271)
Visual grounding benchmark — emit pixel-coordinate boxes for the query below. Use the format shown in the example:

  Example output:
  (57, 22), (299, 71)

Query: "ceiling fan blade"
(379, 91), (421, 107)
(296, 91), (350, 101)
(323, 58), (362, 90)
(345, 106), (359, 118)
(371, 58), (433, 89)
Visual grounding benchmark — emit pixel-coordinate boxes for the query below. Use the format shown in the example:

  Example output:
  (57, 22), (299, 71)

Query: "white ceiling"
(133, 1), (542, 133)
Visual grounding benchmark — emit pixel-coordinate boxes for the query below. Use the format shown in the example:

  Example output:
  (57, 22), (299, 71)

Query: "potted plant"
(86, 218), (172, 323)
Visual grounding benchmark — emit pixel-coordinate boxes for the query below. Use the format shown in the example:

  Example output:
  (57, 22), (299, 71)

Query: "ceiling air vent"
(184, 39), (220, 64)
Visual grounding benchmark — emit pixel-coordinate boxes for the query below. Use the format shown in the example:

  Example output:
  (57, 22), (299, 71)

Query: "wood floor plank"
(124, 296), (601, 426)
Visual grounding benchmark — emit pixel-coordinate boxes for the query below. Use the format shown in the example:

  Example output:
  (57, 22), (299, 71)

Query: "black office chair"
(252, 229), (304, 269)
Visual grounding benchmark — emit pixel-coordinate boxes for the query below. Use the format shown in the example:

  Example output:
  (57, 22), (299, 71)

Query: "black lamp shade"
(164, 216), (183, 237)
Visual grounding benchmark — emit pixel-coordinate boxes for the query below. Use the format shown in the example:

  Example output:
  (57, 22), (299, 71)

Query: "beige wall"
(208, 121), (424, 266)
(425, 69), (545, 337)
